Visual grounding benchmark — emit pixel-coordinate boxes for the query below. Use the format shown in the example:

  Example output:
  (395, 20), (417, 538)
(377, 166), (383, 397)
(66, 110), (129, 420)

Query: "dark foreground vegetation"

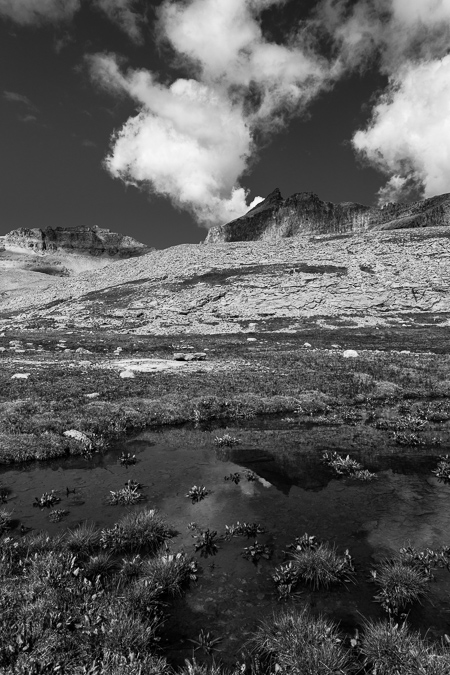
(2, 505), (450, 675)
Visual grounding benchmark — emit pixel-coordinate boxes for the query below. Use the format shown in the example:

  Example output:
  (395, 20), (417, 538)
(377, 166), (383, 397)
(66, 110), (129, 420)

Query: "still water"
(2, 422), (450, 662)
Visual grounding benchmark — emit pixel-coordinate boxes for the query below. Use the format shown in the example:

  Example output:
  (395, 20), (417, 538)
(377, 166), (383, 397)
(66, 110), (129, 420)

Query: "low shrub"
(100, 509), (173, 554)
(140, 552), (198, 596)
(372, 559), (430, 615)
(65, 522), (100, 555)
(250, 606), (352, 675)
(361, 620), (450, 675)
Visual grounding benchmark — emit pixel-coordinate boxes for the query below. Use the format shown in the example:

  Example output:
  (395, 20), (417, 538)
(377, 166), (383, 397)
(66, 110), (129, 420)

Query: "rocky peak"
(205, 189), (450, 243)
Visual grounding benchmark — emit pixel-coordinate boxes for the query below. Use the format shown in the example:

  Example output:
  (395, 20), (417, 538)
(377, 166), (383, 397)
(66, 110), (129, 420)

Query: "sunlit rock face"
(205, 189), (450, 243)
(4, 225), (151, 258)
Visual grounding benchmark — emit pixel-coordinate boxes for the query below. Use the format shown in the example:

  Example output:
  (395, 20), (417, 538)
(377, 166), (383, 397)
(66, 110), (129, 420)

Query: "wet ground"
(2, 419), (450, 664)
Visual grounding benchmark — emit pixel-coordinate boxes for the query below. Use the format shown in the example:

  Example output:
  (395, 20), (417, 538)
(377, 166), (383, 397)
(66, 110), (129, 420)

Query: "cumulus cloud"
(0, 0), (80, 25)
(354, 56), (450, 202)
(94, 0), (147, 43)
(90, 0), (335, 226)
(318, 0), (450, 203)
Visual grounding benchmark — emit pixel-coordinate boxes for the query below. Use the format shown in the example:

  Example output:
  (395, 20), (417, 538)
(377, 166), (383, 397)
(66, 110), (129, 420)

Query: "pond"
(1, 419), (450, 664)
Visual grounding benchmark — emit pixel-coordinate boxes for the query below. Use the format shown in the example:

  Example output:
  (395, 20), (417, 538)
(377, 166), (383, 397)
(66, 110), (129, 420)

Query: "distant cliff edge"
(4, 225), (151, 258)
(205, 189), (450, 243)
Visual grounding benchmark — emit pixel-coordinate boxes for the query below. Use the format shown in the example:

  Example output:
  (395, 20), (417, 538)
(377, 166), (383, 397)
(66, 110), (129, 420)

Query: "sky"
(1, 0), (450, 249)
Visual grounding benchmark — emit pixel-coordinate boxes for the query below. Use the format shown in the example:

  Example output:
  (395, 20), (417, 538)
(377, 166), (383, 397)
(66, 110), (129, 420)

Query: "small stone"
(331, 344), (342, 349)
(75, 347), (92, 354)
(0, 347), (6, 353)
(11, 373), (30, 379)
(304, 342), (312, 348)
(120, 370), (135, 379)
(247, 337), (257, 341)
(63, 430), (91, 445)
(85, 392), (100, 399)
(343, 349), (359, 358)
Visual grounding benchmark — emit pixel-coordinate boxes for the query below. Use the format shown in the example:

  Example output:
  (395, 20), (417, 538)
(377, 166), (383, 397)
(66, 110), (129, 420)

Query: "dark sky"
(0, 0), (388, 249)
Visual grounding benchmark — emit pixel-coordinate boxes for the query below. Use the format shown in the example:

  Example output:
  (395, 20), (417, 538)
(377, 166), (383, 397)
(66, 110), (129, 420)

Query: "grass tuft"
(250, 606), (352, 675)
(100, 508), (174, 554)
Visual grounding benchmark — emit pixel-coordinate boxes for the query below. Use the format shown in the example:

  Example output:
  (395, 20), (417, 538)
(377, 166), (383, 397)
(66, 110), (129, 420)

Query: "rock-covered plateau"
(2, 226), (450, 334)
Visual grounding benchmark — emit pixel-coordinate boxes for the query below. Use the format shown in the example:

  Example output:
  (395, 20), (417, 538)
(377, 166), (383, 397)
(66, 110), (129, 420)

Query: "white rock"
(247, 337), (257, 341)
(331, 344), (342, 349)
(120, 370), (135, 379)
(63, 430), (91, 445)
(85, 392), (100, 399)
(0, 347), (6, 353)
(343, 349), (359, 358)
(11, 373), (30, 379)
(75, 347), (92, 354)
(304, 342), (312, 348)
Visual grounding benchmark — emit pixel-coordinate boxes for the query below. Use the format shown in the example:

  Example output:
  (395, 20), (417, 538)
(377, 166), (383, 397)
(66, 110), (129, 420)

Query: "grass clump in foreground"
(250, 607), (351, 675)
(360, 619), (450, 675)
(100, 508), (174, 554)
(0, 508), (195, 674)
(273, 534), (355, 597)
(371, 558), (430, 615)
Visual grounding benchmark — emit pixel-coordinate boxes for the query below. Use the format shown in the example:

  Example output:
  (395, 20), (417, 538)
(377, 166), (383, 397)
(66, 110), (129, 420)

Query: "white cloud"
(353, 56), (450, 202)
(0, 0), (80, 25)
(94, 0), (146, 43)
(318, 0), (450, 202)
(91, 0), (335, 226)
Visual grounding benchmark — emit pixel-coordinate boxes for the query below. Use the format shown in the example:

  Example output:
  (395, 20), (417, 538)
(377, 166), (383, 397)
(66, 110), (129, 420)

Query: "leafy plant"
(213, 434), (239, 447)
(119, 451), (137, 466)
(322, 451), (376, 481)
(33, 490), (61, 508)
(188, 629), (222, 654)
(224, 522), (266, 539)
(271, 561), (300, 601)
(0, 508), (12, 534)
(190, 526), (220, 558)
(108, 485), (144, 505)
(242, 540), (272, 565)
(432, 455), (450, 483)
(186, 486), (212, 503)
(224, 472), (241, 484)
(48, 508), (68, 523)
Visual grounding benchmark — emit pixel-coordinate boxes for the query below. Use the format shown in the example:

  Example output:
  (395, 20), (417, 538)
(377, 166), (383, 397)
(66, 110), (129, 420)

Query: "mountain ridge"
(205, 189), (450, 243)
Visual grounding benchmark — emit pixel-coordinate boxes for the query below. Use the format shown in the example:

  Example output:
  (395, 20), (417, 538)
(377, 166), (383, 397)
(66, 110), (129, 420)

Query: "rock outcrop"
(205, 189), (450, 243)
(4, 225), (150, 258)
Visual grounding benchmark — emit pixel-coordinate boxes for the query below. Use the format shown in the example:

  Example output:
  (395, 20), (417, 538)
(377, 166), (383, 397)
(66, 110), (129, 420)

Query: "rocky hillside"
(4, 225), (150, 258)
(205, 189), (450, 243)
(2, 226), (450, 335)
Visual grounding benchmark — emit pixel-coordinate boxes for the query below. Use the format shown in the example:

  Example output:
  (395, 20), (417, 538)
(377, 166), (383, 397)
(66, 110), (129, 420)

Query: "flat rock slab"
(106, 358), (215, 373)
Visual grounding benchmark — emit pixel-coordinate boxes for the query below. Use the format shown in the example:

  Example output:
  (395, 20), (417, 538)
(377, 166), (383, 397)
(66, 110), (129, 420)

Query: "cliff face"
(4, 225), (150, 258)
(205, 189), (450, 243)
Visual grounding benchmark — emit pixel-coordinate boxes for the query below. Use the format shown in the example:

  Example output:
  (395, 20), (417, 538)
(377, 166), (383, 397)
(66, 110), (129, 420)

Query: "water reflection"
(1, 422), (450, 661)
